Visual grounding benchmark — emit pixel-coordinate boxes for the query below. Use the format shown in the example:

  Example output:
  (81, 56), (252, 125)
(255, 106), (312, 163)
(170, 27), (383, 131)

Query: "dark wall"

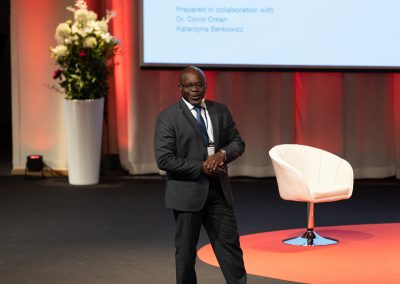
(0, 0), (11, 158)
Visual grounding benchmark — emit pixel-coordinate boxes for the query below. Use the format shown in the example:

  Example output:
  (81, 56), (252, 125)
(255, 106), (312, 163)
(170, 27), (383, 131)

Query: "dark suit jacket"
(154, 99), (245, 211)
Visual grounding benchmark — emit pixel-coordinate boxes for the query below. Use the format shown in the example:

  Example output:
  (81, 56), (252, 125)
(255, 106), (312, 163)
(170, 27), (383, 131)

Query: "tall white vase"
(64, 98), (104, 185)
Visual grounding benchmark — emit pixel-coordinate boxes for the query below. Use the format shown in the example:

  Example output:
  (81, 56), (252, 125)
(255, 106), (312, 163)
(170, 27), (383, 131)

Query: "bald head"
(179, 66), (206, 84)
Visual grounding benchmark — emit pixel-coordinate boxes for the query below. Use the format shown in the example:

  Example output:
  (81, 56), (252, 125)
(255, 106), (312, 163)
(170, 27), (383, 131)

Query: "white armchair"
(269, 144), (354, 246)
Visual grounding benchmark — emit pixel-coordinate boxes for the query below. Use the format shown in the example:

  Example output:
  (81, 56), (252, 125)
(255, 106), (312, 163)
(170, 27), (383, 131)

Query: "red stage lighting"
(26, 155), (44, 172)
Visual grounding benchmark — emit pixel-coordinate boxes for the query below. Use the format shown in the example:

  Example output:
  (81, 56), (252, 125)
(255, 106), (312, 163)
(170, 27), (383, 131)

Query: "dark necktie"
(193, 105), (209, 146)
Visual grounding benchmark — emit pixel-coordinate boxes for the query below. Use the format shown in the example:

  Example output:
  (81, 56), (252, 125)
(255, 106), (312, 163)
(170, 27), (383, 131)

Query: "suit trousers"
(173, 179), (247, 284)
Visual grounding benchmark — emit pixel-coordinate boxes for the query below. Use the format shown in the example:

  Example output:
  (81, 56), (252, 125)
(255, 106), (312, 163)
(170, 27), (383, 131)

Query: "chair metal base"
(283, 230), (338, 246)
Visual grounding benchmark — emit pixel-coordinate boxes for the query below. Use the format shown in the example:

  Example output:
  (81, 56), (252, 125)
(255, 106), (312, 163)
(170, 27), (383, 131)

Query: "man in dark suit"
(154, 66), (247, 283)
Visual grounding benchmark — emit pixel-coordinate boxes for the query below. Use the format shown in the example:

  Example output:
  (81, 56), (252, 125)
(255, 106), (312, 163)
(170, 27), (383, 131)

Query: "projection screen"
(140, 0), (400, 69)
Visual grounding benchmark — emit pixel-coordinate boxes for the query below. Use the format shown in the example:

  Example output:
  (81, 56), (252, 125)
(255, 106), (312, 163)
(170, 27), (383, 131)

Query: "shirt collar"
(182, 97), (207, 110)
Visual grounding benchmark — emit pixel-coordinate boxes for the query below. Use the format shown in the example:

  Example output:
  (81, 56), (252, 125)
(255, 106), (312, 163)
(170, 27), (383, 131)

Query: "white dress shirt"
(182, 98), (214, 144)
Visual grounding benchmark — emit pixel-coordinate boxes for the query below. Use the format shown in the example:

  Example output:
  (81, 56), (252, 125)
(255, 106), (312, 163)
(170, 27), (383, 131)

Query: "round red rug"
(197, 223), (400, 283)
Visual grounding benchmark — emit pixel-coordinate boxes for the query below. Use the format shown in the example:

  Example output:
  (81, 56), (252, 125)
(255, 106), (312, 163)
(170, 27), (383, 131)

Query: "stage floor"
(0, 175), (399, 283)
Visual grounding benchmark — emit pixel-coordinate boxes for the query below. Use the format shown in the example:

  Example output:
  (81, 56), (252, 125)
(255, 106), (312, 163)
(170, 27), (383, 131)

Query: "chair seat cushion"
(310, 184), (351, 201)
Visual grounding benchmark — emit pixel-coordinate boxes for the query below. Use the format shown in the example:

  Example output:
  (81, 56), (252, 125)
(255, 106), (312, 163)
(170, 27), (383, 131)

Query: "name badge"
(207, 144), (215, 156)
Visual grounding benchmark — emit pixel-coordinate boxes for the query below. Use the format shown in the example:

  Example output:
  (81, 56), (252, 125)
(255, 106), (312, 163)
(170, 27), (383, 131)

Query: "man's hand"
(202, 163), (227, 176)
(202, 151), (226, 176)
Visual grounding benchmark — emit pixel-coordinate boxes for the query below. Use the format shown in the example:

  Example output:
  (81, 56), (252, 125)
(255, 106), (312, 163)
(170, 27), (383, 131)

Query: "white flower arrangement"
(51, 0), (119, 100)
